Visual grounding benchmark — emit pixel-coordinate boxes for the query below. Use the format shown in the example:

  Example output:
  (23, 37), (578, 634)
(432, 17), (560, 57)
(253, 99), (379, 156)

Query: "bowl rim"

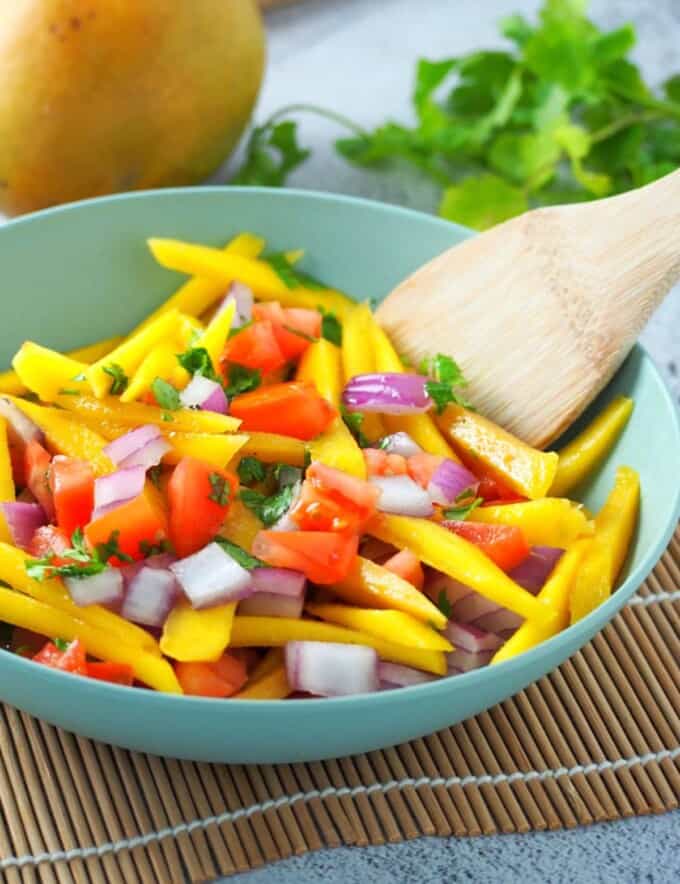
(0, 185), (678, 711)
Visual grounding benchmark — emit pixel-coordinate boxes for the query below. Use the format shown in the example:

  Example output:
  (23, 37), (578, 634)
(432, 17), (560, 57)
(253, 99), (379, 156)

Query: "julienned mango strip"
(332, 556), (447, 629)
(436, 403), (559, 500)
(6, 397), (114, 476)
(247, 647), (284, 683)
(229, 616), (447, 675)
(133, 232), (266, 336)
(0, 335), (123, 397)
(220, 496), (264, 552)
(492, 540), (591, 664)
(193, 299), (236, 369)
(160, 600), (236, 662)
(12, 342), (91, 402)
(371, 515), (556, 627)
(551, 397), (634, 497)
(472, 498), (594, 548)
(147, 238), (354, 319)
(569, 466), (640, 624)
(234, 664), (291, 700)
(341, 303), (385, 442)
(306, 602), (453, 652)
(0, 418), (14, 544)
(0, 585), (181, 693)
(120, 344), (182, 403)
(237, 432), (307, 467)
(87, 310), (183, 398)
(161, 432), (249, 469)
(371, 322), (459, 461)
(51, 392), (240, 434)
(297, 339), (366, 478)
(0, 542), (161, 655)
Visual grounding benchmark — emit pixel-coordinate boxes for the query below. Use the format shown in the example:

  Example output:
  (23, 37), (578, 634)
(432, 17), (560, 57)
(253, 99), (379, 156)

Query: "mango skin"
(0, 0), (265, 214)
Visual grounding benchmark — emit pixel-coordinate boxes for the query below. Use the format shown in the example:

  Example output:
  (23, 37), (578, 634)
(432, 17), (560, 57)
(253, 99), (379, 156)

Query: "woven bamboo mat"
(0, 528), (678, 884)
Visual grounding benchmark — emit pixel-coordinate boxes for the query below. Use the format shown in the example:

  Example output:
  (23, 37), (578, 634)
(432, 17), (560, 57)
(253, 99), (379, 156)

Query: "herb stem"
(264, 103), (368, 138)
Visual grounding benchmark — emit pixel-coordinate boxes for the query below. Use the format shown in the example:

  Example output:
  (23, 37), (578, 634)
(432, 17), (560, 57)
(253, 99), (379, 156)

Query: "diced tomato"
(167, 457), (238, 558)
(222, 319), (287, 374)
(85, 484), (168, 562)
(477, 474), (526, 503)
(383, 549), (424, 590)
(24, 439), (54, 518)
(363, 448), (407, 477)
(230, 382), (337, 440)
(33, 638), (87, 675)
(271, 324), (313, 361)
(252, 530), (359, 584)
(283, 308), (322, 340)
(28, 524), (71, 561)
(290, 461), (378, 533)
(253, 302), (321, 361)
(175, 653), (248, 698)
(85, 661), (135, 686)
(407, 453), (445, 489)
(49, 457), (94, 536)
(253, 301), (286, 324)
(443, 521), (530, 572)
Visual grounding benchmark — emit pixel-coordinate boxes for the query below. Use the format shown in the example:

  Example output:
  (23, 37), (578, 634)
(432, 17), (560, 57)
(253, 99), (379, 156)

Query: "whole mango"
(0, 0), (266, 214)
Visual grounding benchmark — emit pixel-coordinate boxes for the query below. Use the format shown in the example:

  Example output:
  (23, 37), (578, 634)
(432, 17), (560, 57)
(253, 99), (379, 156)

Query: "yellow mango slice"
(436, 403), (559, 500)
(333, 556), (447, 629)
(341, 303), (385, 442)
(220, 496), (264, 553)
(306, 603), (452, 651)
(238, 432), (306, 467)
(551, 397), (634, 496)
(0, 418), (14, 543)
(133, 232), (266, 336)
(371, 515), (556, 626)
(230, 616), (447, 675)
(569, 466), (639, 624)
(162, 432), (248, 469)
(12, 342), (90, 402)
(473, 498), (594, 548)
(0, 585), (180, 693)
(371, 323), (458, 460)
(87, 310), (182, 398)
(234, 664), (291, 700)
(297, 338), (342, 407)
(193, 299), (235, 369)
(6, 397), (113, 475)
(51, 392), (240, 434)
(492, 540), (591, 664)
(160, 600), (236, 662)
(307, 419), (366, 478)
(248, 647), (284, 683)
(120, 344), (182, 403)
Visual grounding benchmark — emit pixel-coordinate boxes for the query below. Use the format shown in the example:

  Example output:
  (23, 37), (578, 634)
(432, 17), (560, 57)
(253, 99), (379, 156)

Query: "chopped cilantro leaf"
(240, 484), (296, 528)
(437, 589), (452, 620)
(442, 496), (484, 521)
(321, 310), (342, 346)
(225, 364), (261, 398)
(58, 388), (80, 396)
(26, 528), (132, 581)
(238, 456), (268, 485)
(420, 353), (471, 414)
(214, 537), (266, 570)
(151, 378), (181, 411)
(208, 472), (232, 506)
(54, 637), (70, 652)
(340, 405), (371, 448)
(139, 538), (173, 558)
(103, 363), (129, 395)
(264, 252), (300, 288)
(177, 347), (218, 381)
(95, 530), (134, 564)
(161, 412), (174, 422)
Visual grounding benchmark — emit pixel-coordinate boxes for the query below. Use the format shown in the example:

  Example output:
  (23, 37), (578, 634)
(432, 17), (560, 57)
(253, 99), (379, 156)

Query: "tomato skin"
(85, 661), (135, 686)
(291, 461), (379, 533)
(363, 449), (408, 477)
(24, 440), (54, 518)
(28, 524), (71, 560)
(253, 303), (322, 360)
(383, 549), (424, 590)
(477, 474), (526, 503)
(230, 382), (337, 440)
(167, 458), (237, 558)
(407, 453), (445, 489)
(271, 324), (312, 361)
(175, 653), (247, 698)
(85, 485), (168, 562)
(283, 308), (322, 339)
(222, 320), (287, 374)
(49, 457), (94, 536)
(33, 638), (87, 675)
(443, 520), (530, 572)
(252, 530), (359, 584)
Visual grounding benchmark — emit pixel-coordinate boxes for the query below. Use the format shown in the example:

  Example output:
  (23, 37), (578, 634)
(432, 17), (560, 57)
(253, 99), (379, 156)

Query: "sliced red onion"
(239, 592), (305, 619)
(218, 281), (253, 327)
(452, 591), (499, 623)
(370, 475), (434, 517)
(0, 397), (44, 445)
(425, 574), (472, 610)
(444, 621), (503, 654)
(472, 607), (523, 635)
(427, 460), (478, 505)
(104, 425), (161, 466)
(239, 567), (307, 618)
(508, 546), (564, 593)
(94, 467), (146, 512)
(379, 432), (423, 458)
(179, 375), (228, 414)
(0, 502), (46, 551)
(121, 552), (177, 587)
(378, 661), (437, 687)
(65, 567), (124, 609)
(170, 542), (253, 609)
(285, 641), (379, 697)
(447, 647), (494, 673)
(342, 373), (432, 414)
(121, 567), (178, 626)
(121, 436), (171, 470)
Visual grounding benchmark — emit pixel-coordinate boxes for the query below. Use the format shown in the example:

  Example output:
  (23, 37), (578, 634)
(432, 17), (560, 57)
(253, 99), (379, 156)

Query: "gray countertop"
(220, 1), (680, 881)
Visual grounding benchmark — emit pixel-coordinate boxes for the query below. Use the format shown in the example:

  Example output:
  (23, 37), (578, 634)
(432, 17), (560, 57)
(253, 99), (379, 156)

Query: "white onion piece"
(180, 375), (228, 414)
(378, 432), (423, 458)
(370, 475), (434, 517)
(378, 661), (436, 687)
(447, 647), (494, 673)
(444, 621), (503, 654)
(120, 436), (171, 470)
(94, 467), (146, 512)
(0, 397), (44, 445)
(427, 460), (478, 505)
(121, 567), (178, 626)
(0, 502), (46, 551)
(65, 568), (124, 609)
(286, 641), (379, 697)
(170, 542), (253, 609)
(239, 591), (305, 619)
(104, 425), (161, 466)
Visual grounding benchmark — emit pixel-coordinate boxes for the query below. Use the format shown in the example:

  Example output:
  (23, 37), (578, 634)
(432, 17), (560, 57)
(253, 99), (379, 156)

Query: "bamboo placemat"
(1, 527), (678, 884)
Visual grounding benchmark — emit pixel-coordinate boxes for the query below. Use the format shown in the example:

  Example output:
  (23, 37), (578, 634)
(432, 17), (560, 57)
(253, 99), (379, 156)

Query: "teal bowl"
(0, 188), (678, 763)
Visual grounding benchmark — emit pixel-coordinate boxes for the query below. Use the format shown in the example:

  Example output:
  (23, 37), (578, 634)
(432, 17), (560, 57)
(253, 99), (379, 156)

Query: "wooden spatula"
(377, 169), (680, 449)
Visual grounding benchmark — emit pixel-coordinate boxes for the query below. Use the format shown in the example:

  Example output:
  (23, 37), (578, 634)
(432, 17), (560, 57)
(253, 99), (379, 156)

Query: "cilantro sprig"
(26, 528), (132, 582)
(214, 537), (266, 571)
(103, 363), (129, 395)
(240, 484), (297, 528)
(177, 347), (218, 382)
(151, 378), (181, 411)
(208, 473), (232, 506)
(340, 406), (371, 448)
(225, 365), (261, 399)
(442, 489), (484, 521)
(420, 353), (471, 414)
